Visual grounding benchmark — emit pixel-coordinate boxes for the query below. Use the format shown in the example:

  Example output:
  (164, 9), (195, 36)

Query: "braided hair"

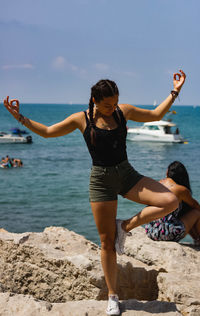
(88, 79), (119, 145)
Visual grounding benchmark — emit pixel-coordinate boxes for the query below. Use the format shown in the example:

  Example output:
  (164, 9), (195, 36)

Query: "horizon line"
(0, 102), (198, 107)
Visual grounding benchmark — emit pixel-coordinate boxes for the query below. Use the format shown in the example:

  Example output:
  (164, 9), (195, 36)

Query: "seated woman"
(145, 161), (200, 246)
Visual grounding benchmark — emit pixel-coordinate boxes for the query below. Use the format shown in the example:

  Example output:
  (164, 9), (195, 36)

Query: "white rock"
(0, 293), (183, 316)
(0, 226), (199, 315)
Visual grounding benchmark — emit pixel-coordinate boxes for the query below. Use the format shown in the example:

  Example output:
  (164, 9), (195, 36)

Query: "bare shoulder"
(118, 103), (135, 112)
(171, 183), (190, 200)
(173, 184), (199, 208)
(160, 177), (192, 201)
(118, 104), (136, 119)
(71, 111), (85, 120)
(159, 178), (176, 190)
(70, 111), (86, 133)
(118, 103), (151, 122)
(176, 185), (191, 197)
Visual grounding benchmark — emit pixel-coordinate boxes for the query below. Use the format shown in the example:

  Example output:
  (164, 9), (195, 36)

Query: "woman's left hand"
(173, 70), (186, 92)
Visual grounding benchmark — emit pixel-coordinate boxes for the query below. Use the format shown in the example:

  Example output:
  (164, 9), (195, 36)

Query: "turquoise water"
(0, 103), (200, 245)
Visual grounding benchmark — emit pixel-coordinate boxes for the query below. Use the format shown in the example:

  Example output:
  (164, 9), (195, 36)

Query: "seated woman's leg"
(122, 177), (179, 232)
(180, 208), (200, 239)
(192, 218), (200, 239)
(91, 200), (118, 295)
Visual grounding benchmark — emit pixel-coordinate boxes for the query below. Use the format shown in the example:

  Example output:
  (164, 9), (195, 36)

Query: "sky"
(0, 0), (199, 105)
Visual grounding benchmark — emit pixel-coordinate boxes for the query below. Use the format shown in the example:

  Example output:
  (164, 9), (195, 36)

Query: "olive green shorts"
(89, 160), (144, 202)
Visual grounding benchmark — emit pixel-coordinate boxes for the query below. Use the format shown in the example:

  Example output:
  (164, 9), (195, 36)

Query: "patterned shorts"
(145, 216), (186, 242)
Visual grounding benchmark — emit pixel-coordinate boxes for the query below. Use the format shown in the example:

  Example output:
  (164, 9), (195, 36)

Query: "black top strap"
(84, 111), (89, 125)
(113, 107), (126, 127)
(84, 108), (126, 128)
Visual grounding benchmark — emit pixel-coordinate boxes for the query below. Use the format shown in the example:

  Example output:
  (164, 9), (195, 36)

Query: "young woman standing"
(4, 70), (186, 315)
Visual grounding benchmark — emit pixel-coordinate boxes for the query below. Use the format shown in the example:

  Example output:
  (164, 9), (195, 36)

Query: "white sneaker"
(115, 219), (132, 255)
(106, 295), (120, 315)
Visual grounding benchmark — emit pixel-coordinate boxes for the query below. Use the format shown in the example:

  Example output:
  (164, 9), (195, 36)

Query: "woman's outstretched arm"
(3, 97), (83, 138)
(120, 69), (186, 122)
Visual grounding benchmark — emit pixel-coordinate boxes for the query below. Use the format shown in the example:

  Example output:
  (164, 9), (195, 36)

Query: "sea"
(0, 103), (200, 245)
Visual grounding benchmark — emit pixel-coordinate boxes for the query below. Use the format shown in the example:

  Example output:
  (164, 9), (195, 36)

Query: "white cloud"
(2, 63), (34, 70)
(94, 63), (110, 72)
(52, 56), (87, 78)
(52, 56), (67, 70)
(52, 56), (79, 72)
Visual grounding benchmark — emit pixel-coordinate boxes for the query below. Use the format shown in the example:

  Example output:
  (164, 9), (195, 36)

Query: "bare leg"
(180, 209), (200, 239)
(192, 218), (200, 238)
(91, 200), (118, 295)
(122, 177), (179, 232)
(189, 226), (200, 240)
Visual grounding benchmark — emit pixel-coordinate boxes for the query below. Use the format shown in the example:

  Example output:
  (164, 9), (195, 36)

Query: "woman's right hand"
(3, 96), (20, 121)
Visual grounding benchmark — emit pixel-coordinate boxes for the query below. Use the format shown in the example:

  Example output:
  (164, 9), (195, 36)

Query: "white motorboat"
(127, 120), (185, 143)
(0, 132), (32, 144)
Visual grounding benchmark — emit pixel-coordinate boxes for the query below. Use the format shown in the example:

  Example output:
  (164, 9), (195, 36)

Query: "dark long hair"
(88, 79), (119, 145)
(167, 161), (192, 216)
(167, 161), (191, 192)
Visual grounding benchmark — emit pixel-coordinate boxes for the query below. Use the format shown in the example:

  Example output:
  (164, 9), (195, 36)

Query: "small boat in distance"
(0, 132), (32, 144)
(127, 120), (185, 143)
(9, 127), (28, 135)
(153, 100), (157, 107)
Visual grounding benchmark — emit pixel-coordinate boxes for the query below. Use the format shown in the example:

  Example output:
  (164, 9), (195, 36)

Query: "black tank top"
(83, 107), (128, 166)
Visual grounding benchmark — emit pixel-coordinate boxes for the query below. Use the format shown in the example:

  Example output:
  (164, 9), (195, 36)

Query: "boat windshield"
(144, 125), (159, 130)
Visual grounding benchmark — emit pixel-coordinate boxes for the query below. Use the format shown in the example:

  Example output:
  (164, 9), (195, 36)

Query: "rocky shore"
(0, 226), (199, 316)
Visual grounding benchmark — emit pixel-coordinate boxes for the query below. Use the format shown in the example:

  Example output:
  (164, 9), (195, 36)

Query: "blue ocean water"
(0, 103), (200, 245)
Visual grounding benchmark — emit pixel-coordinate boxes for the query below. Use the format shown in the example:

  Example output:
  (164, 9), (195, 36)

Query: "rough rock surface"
(0, 226), (199, 316)
(125, 227), (200, 312)
(0, 293), (182, 316)
(0, 227), (160, 302)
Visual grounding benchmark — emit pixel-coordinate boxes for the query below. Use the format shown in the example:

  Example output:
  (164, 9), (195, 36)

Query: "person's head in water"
(88, 79), (119, 144)
(167, 161), (191, 192)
